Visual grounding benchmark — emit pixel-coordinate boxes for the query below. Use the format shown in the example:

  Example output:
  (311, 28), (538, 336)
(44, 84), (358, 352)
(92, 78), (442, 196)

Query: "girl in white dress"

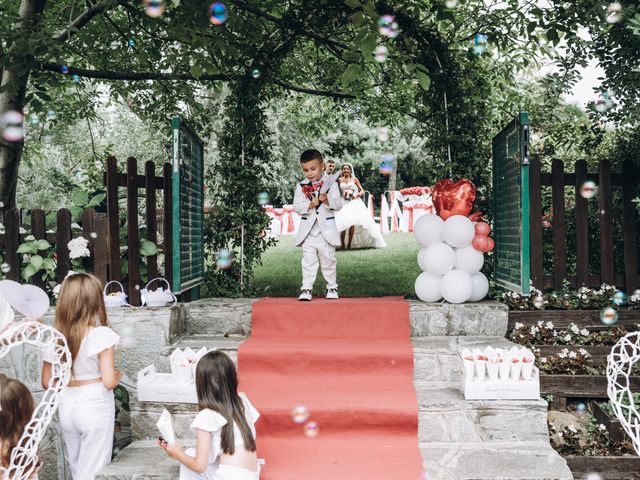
(41, 273), (121, 480)
(0, 374), (40, 479)
(160, 351), (260, 480)
(335, 163), (387, 249)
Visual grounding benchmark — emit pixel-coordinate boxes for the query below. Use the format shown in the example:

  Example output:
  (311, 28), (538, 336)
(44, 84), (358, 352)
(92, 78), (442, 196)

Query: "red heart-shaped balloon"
(432, 178), (477, 220)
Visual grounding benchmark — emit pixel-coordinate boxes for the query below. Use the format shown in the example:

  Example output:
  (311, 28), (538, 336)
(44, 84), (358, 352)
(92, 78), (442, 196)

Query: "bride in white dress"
(335, 163), (386, 249)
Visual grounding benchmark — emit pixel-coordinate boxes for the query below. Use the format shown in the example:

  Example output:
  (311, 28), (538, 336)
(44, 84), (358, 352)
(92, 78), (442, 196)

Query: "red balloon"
(485, 237), (495, 252)
(475, 222), (491, 236)
(432, 178), (477, 219)
(472, 235), (489, 251)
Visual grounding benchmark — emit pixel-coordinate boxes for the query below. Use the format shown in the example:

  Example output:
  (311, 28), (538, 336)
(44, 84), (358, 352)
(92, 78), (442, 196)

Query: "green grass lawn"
(253, 233), (421, 298)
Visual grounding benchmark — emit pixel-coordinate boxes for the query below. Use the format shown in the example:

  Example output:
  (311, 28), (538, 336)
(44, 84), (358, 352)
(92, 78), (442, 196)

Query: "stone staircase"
(94, 299), (572, 480)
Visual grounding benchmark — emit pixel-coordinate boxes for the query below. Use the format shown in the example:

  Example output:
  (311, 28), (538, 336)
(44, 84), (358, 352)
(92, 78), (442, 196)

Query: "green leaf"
(344, 0), (361, 7)
(70, 206), (83, 222)
(17, 244), (32, 254)
(36, 239), (51, 251)
(190, 64), (203, 79)
(22, 264), (36, 280)
(416, 71), (431, 91)
(340, 64), (362, 88)
(350, 11), (365, 25)
(87, 193), (106, 208)
(360, 34), (378, 58)
(43, 258), (56, 270)
(30, 255), (43, 271)
(72, 191), (89, 207)
(140, 239), (158, 257)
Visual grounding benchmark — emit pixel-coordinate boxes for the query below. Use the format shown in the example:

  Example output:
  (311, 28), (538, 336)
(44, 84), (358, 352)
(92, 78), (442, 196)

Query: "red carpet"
(237, 297), (423, 480)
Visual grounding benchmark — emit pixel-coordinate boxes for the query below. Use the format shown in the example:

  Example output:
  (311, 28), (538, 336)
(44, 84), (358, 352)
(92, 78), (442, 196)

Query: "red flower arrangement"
(301, 182), (323, 199)
(400, 186), (431, 196)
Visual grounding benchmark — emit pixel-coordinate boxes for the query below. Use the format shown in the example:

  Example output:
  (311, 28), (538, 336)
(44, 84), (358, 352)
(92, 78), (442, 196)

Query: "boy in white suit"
(293, 150), (343, 301)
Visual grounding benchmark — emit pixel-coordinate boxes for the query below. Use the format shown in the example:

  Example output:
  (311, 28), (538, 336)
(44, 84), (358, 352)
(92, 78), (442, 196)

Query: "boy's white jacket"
(293, 179), (343, 247)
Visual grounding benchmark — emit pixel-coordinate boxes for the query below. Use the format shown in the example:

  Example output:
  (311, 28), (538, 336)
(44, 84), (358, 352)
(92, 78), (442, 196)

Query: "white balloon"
(417, 247), (429, 271)
(414, 214), (444, 247)
(469, 272), (489, 302)
(454, 245), (485, 274)
(0, 291), (14, 332)
(442, 215), (475, 248)
(423, 242), (455, 276)
(0, 280), (50, 319)
(441, 269), (472, 304)
(415, 272), (442, 302)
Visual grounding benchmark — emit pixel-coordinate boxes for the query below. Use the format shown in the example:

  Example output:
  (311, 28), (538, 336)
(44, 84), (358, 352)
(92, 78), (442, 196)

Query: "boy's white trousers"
(58, 382), (114, 480)
(301, 232), (337, 291)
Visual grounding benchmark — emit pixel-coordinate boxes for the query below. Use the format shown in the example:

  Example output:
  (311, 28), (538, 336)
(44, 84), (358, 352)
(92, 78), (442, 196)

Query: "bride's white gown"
(335, 180), (386, 249)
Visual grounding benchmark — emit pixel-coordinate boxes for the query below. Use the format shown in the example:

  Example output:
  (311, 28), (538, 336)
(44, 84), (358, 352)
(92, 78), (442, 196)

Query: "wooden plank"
(551, 159), (566, 290)
(127, 157), (141, 305)
(599, 160), (614, 284)
(4, 209), (20, 281)
(30, 209), (46, 289)
(145, 161), (158, 281)
(103, 172), (164, 189)
(508, 310), (640, 331)
(590, 400), (628, 444)
(540, 374), (640, 397)
(163, 163), (173, 289)
(565, 456), (640, 479)
(621, 159), (638, 292)
(82, 208), (96, 274)
(93, 213), (108, 284)
(574, 160), (590, 288)
(106, 156), (121, 283)
(55, 209), (72, 283)
(540, 172), (623, 187)
(529, 155), (543, 290)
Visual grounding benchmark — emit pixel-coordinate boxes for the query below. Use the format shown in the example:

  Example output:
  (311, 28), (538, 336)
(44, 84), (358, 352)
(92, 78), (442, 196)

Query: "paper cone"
(463, 359), (475, 379)
(157, 409), (176, 444)
(474, 359), (487, 381)
(498, 360), (511, 381)
(510, 360), (523, 380)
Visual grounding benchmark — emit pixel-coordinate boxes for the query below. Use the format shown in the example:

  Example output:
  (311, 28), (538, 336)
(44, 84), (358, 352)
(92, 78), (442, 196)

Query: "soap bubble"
(251, 68), (261, 79)
(473, 34), (488, 54)
(72, 74), (81, 83)
(378, 15), (400, 38)
(128, 38), (136, 47)
(379, 153), (395, 175)
(257, 192), (270, 206)
(1, 263), (10, 274)
(28, 114), (39, 125)
(377, 127), (389, 142)
(144, 0), (166, 17)
(612, 290), (627, 306)
(90, 232), (98, 239)
(291, 405), (309, 424)
(74, 169), (87, 182)
(594, 91), (615, 113)
(445, 0), (458, 7)
(605, 2), (622, 24)
(600, 306), (618, 326)
(303, 421), (319, 438)
(579, 181), (597, 199)
(61, 65), (69, 74)
(209, 3), (227, 25)
(0, 111), (24, 142)
(576, 403), (586, 414)
(46, 110), (57, 120)
(373, 45), (388, 62)
(216, 248), (232, 269)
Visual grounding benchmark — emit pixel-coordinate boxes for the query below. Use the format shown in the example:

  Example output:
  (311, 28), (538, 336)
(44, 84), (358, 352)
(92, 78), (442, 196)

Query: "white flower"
(580, 329), (590, 336)
(22, 254), (31, 264)
(558, 350), (568, 359)
(563, 334), (571, 342)
(68, 237), (90, 260)
(514, 322), (524, 330)
(545, 321), (554, 329)
(540, 357), (547, 363)
(570, 324), (580, 334)
(579, 348), (590, 357)
(568, 351), (577, 359)
(598, 424), (606, 432)
(537, 320), (544, 328)
(530, 326), (539, 335)
(558, 432), (563, 437)
(53, 284), (61, 299)
(567, 425), (577, 434)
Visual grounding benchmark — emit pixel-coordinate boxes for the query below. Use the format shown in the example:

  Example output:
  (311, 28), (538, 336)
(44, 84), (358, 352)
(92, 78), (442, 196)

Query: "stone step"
(184, 299), (509, 337)
(420, 441), (573, 479)
(97, 440), (572, 480)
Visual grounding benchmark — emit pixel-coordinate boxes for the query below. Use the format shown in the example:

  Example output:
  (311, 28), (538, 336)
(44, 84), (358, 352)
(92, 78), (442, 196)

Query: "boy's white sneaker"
(326, 288), (339, 300)
(298, 289), (312, 301)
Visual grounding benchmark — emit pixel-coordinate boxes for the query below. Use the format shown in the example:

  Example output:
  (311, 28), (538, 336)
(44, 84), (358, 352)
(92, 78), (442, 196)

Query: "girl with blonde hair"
(41, 273), (121, 480)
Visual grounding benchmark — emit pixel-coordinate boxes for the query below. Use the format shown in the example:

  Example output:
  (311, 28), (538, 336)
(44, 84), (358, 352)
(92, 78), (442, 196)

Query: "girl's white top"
(43, 326), (120, 381)
(190, 394), (260, 463)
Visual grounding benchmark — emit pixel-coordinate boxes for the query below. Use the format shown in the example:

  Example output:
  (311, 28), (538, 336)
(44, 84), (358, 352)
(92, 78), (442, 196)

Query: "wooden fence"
(0, 157), (172, 306)
(529, 157), (639, 292)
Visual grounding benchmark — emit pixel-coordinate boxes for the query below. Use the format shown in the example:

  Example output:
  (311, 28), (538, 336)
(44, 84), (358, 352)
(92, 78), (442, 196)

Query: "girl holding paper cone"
(160, 351), (261, 480)
(41, 273), (121, 480)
